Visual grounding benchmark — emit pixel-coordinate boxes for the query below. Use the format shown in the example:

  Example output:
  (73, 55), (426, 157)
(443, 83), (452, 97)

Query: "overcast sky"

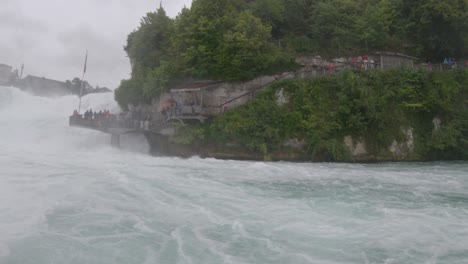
(0, 0), (192, 89)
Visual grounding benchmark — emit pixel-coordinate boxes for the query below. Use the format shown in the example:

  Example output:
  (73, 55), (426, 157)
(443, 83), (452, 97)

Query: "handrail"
(205, 65), (348, 109)
(205, 72), (296, 109)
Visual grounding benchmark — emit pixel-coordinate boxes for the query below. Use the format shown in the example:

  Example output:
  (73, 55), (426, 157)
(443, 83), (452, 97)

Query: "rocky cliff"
(141, 68), (468, 162)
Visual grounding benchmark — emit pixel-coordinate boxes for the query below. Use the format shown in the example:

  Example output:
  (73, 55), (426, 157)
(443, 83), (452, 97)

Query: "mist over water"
(0, 86), (468, 263)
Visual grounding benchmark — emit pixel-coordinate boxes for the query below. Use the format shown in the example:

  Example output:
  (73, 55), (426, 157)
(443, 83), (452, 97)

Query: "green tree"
(114, 78), (144, 109)
(142, 61), (176, 99)
(215, 11), (279, 80)
(177, 0), (292, 81)
(124, 7), (174, 76)
(310, 0), (361, 56)
(65, 77), (92, 95)
(355, 0), (398, 50)
(397, 0), (468, 59)
(248, 0), (285, 39)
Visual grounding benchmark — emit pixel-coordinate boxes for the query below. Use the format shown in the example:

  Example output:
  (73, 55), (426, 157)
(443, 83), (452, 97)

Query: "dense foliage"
(187, 69), (468, 161)
(115, 0), (468, 108)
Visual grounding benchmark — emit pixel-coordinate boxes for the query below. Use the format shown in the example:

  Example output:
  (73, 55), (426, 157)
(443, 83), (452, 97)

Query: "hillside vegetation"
(115, 0), (468, 108)
(172, 69), (468, 161)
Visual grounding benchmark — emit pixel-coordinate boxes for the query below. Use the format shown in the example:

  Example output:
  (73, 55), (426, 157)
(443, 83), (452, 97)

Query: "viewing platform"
(69, 115), (143, 147)
(68, 109), (207, 148)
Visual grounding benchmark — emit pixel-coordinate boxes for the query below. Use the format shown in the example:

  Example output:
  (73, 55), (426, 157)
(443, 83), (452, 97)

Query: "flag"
(83, 50), (88, 74)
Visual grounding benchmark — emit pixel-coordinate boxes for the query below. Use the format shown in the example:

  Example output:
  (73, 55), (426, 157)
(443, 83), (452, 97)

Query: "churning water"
(0, 86), (467, 264)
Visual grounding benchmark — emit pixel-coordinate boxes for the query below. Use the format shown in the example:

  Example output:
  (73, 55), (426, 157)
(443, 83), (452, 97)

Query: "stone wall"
(128, 65), (336, 121)
(129, 72), (295, 118)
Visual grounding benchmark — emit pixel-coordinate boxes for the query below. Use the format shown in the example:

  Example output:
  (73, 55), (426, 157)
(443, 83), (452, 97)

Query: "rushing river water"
(0, 86), (467, 264)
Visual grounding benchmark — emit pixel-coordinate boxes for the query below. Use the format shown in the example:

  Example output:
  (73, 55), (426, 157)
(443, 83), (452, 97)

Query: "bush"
(199, 69), (468, 161)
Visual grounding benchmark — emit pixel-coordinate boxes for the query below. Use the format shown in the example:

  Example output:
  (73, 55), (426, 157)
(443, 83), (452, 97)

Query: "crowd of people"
(75, 109), (113, 120)
(443, 58), (460, 70)
(71, 107), (166, 131)
(350, 55), (377, 70)
(72, 109), (118, 128)
(423, 57), (467, 71)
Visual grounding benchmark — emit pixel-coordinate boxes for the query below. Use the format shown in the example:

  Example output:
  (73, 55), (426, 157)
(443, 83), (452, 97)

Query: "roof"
(0, 64), (12, 69)
(24, 75), (66, 85)
(371, 52), (418, 60)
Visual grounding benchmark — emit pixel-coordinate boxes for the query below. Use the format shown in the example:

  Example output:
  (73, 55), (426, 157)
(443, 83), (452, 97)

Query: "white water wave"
(0, 86), (468, 263)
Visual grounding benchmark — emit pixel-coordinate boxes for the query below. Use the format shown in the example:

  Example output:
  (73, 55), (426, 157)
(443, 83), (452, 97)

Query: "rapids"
(0, 86), (467, 263)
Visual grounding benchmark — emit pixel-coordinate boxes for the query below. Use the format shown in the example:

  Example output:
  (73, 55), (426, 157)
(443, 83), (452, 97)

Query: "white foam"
(1, 85), (468, 263)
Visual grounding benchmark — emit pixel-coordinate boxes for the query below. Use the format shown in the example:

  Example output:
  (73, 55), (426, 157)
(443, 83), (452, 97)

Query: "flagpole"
(78, 50), (88, 114)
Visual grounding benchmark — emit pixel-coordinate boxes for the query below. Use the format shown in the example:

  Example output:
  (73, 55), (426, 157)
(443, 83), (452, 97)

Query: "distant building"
(370, 52), (418, 70)
(15, 75), (71, 96)
(0, 64), (13, 85)
(1, 62), (111, 97)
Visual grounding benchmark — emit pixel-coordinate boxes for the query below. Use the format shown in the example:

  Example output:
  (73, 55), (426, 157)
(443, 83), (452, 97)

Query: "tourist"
(447, 58), (453, 66)
(190, 99), (195, 114)
(451, 60), (457, 70)
(351, 57), (358, 68)
(162, 99), (173, 116)
(328, 63), (335, 75)
(362, 55), (368, 70)
(176, 101), (183, 115)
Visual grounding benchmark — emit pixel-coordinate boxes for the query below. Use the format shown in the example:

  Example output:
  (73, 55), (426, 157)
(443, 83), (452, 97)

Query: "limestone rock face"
(275, 88), (289, 106)
(389, 128), (415, 160)
(432, 117), (441, 131)
(344, 128), (418, 161)
(344, 136), (368, 158)
(283, 138), (306, 149)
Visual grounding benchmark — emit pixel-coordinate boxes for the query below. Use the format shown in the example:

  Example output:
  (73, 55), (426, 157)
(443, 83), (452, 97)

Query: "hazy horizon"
(0, 0), (192, 89)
